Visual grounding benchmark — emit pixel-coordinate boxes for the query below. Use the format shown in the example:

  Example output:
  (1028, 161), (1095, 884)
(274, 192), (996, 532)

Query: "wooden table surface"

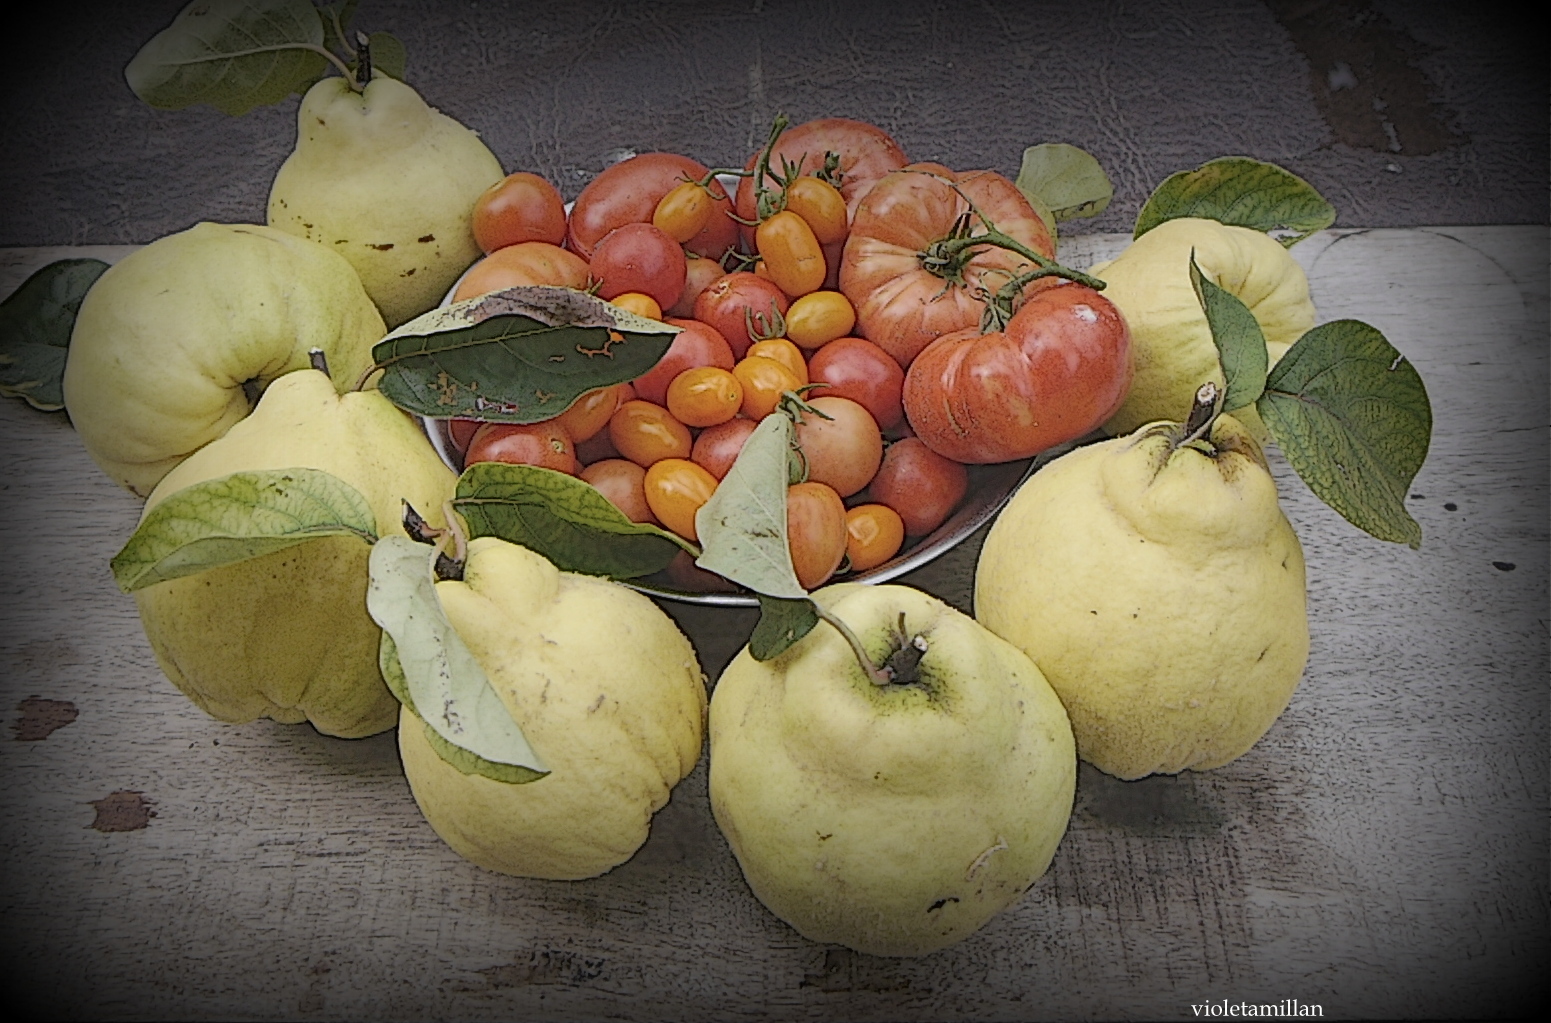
(1, 227), (1545, 1020)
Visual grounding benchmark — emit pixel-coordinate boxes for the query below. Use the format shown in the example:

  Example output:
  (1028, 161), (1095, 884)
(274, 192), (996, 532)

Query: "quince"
(62, 223), (384, 497)
(268, 74), (504, 328)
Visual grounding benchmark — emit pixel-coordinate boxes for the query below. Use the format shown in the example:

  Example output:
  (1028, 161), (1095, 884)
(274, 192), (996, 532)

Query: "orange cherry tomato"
(454, 242), (590, 302)
(745, 337), (808, 385)
(464, 421), (578, 475)
(644, 458), (719, 541)
(666, 366), (744, 428)
(608, 399), (693, 467)
(784, 290), (856, 349)
(611, 291), (663, 320)
(786, 481), (848, 589)
(844, 503), (905, 572)
(784, 175), (849, 245)
(755, 210), (826, 298)
(471, 172), (567, 254)
(554, 382), (631, 444)
(732, 356), (802, 420)
(580, 458), (657, 524)
(652, 180), (715, 244)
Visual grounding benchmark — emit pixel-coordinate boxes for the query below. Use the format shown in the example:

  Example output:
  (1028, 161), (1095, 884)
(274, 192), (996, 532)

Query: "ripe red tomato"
(448, 417), (483, 455)
(630, 318), (735, 406)
(472, 172), (567, 253)
(839, 163), (1055, 369)
(691, 417), (758, 480)
(867, 437), (968, 537)
(692, 272), (790, 359)
(454, 242), (591, 302)
(792, 395), (883, 498)
(786, 481), (848, 589)
(845, 503), (905, 572)
(464, 421), (578, 475)
(903, 283), (1132, 463)
(609, 399), (693, 467)
(580, 458), (657, 524)
(589, 222), (687, 310)
(567, 152), (737, 262)
(805, 335), (905, 430)
(644, 458), (719, 541)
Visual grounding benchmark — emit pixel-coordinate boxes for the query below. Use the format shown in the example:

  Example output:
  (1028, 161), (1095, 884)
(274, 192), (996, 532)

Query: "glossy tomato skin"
(867, 437), (968, 537)
(464, 421), (578, 475)
(691, 417), (758, 479)
(630, 318), (735, 406)
(692, 272), (790, 359)
(786, 481), (848, 590)
(666, 366), (743, 428)
(845, 503), (906, 573)
(453, 242), (590, 302)
(785, 290), (856, 349)
(755, 210), (826, 298)
(580, 458), (657, 524)
(792, 395), (883, 498)
(805, 335), (904, 430)
(733, 356), (801, 420)
(589, 222), (687, 309)
(745, 338), (807, 384)
(734, 118), (908, 249)
(609, 399), (693, 467)
(644, 458), (719, 541)
(567, 152), (737, 262)
(840, 163), (1055, 369)
(784, 176), (849, 245)
(903, 283), (1132, 464)
(472, 172), (568, 253)
(554, 382), (631, 444)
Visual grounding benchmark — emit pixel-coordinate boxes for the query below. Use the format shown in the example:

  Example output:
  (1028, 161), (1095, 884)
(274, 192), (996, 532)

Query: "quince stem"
(308, 347), (330, 376)
(352, 31), (372, 90)
(1177, 381), (1221, 449)
(813, 606), (892, 686)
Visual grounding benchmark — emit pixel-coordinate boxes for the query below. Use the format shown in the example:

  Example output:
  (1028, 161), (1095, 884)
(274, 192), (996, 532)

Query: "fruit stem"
(308, 347), (330, 377)
(814, 606), (892, 686)
(352, 31), (372, 90)
(751, 114), (792, 222)
(1177, 381), (1221, 449)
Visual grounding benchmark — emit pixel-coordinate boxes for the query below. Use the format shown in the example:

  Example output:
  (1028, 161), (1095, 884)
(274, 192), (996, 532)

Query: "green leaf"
(380, 633), (545, 784)
(1190, 251), (1267, 413)
(453, 462), (693, 579)
(1135, 157), (1336, 246)
(110, 468), (377, 593)
(749, 594), (820, 661)
(1015, 143), (1113, 222)
(1258, 320), (1432, 548)
(366, 536), (548, 780)
(0, 259), (108, 411)
(694, 413), (805, 599)
(125, 0), (332, 116)
(316, 0), (361, 58)
(372, 286), (679, 423)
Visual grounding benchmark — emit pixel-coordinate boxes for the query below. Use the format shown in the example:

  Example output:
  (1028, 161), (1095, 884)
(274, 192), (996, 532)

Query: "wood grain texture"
(0, 230), (1545, 1020)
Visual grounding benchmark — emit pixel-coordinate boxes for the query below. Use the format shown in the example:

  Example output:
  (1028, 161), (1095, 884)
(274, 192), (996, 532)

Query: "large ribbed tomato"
(839, 163), (1056, 370)
(902, 283), (1132, 464)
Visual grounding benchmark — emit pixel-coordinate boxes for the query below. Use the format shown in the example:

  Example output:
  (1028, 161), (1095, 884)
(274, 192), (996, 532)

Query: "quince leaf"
(749, 594), (820, 661)
(0, 258), (108, 411)
(1257, 320), (1431, 548)
(453, 462), (694, 579)
(1015, 143), (1113, 223)
(110, 468), (377, 593)
(695, 413), (805, 600)
(1190, 251), (1267, 413)
(372, 286), (679, 423)
(367, 536), (548, 781)
(125, 0), (331, 116)
(1136, 157), (1336, 247)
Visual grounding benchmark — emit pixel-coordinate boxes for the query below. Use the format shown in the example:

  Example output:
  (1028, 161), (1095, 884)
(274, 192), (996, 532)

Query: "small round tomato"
(580, 458), (657, 524)
(589, 222), (687, 310)
(652, 180), (715, 243)
(756, 210), (826, 298)
(609, 399), (693, 467)
(454, 242), (590, 302)
(464, 421), (578, 475)
(867, 437), (968, 536)
(786, 481), (848, 589)
(554, 382), (631, 444)
(610, 291), (663, 320)
(691, 417), (758, 479)
(792, 395), (883, 498)
(631, 318), (735, 406)
(644, 458), (719, 541)
(669, 253), (729, 318)
(666, 366), (743, 428)
(845, 503), (905, 572)
(472, 172), (567, 253)
(784, 176), (849, 245)
(784, 290), (856, 350)
(733, 356), (802, 420)
(805, 335), (905, 431)
(567, 152), (737, 261)
(693, 272), (790, 359)
(745, 337), (808, 384)
(448, 417), (483, 455)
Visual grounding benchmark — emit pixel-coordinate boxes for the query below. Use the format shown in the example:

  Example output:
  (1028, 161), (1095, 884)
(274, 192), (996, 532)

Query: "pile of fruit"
(0, 0), (1433, 961)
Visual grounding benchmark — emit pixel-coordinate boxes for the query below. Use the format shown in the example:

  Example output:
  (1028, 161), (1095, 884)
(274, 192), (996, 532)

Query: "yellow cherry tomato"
(610, 291), (663, 320)
(745, 337), (808, 385)
(785, 176), (848, 244)
(608, 399), (693, 467)
(652, 180), (715, 244)
(785, 289), (857, 349)
(755, 210), (826, 298)
(666, 366), (744, 428)
(732, 355), (802, 420)
(643, 458), (718, 541)
(844, 503), (905, 572)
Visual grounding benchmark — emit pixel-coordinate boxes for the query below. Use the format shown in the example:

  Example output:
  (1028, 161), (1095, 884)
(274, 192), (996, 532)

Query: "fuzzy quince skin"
(134, 370), (455, 738)
(709, 583), (1075, 957)
(975, 415), (1309, 779)
(268, 74), (504, 328)
(398, 537), (707, 880)
(62, 223), (384, 497)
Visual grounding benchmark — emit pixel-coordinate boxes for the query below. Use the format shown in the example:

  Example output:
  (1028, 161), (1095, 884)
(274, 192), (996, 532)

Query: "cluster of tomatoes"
(443, 117), (1134, 590)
